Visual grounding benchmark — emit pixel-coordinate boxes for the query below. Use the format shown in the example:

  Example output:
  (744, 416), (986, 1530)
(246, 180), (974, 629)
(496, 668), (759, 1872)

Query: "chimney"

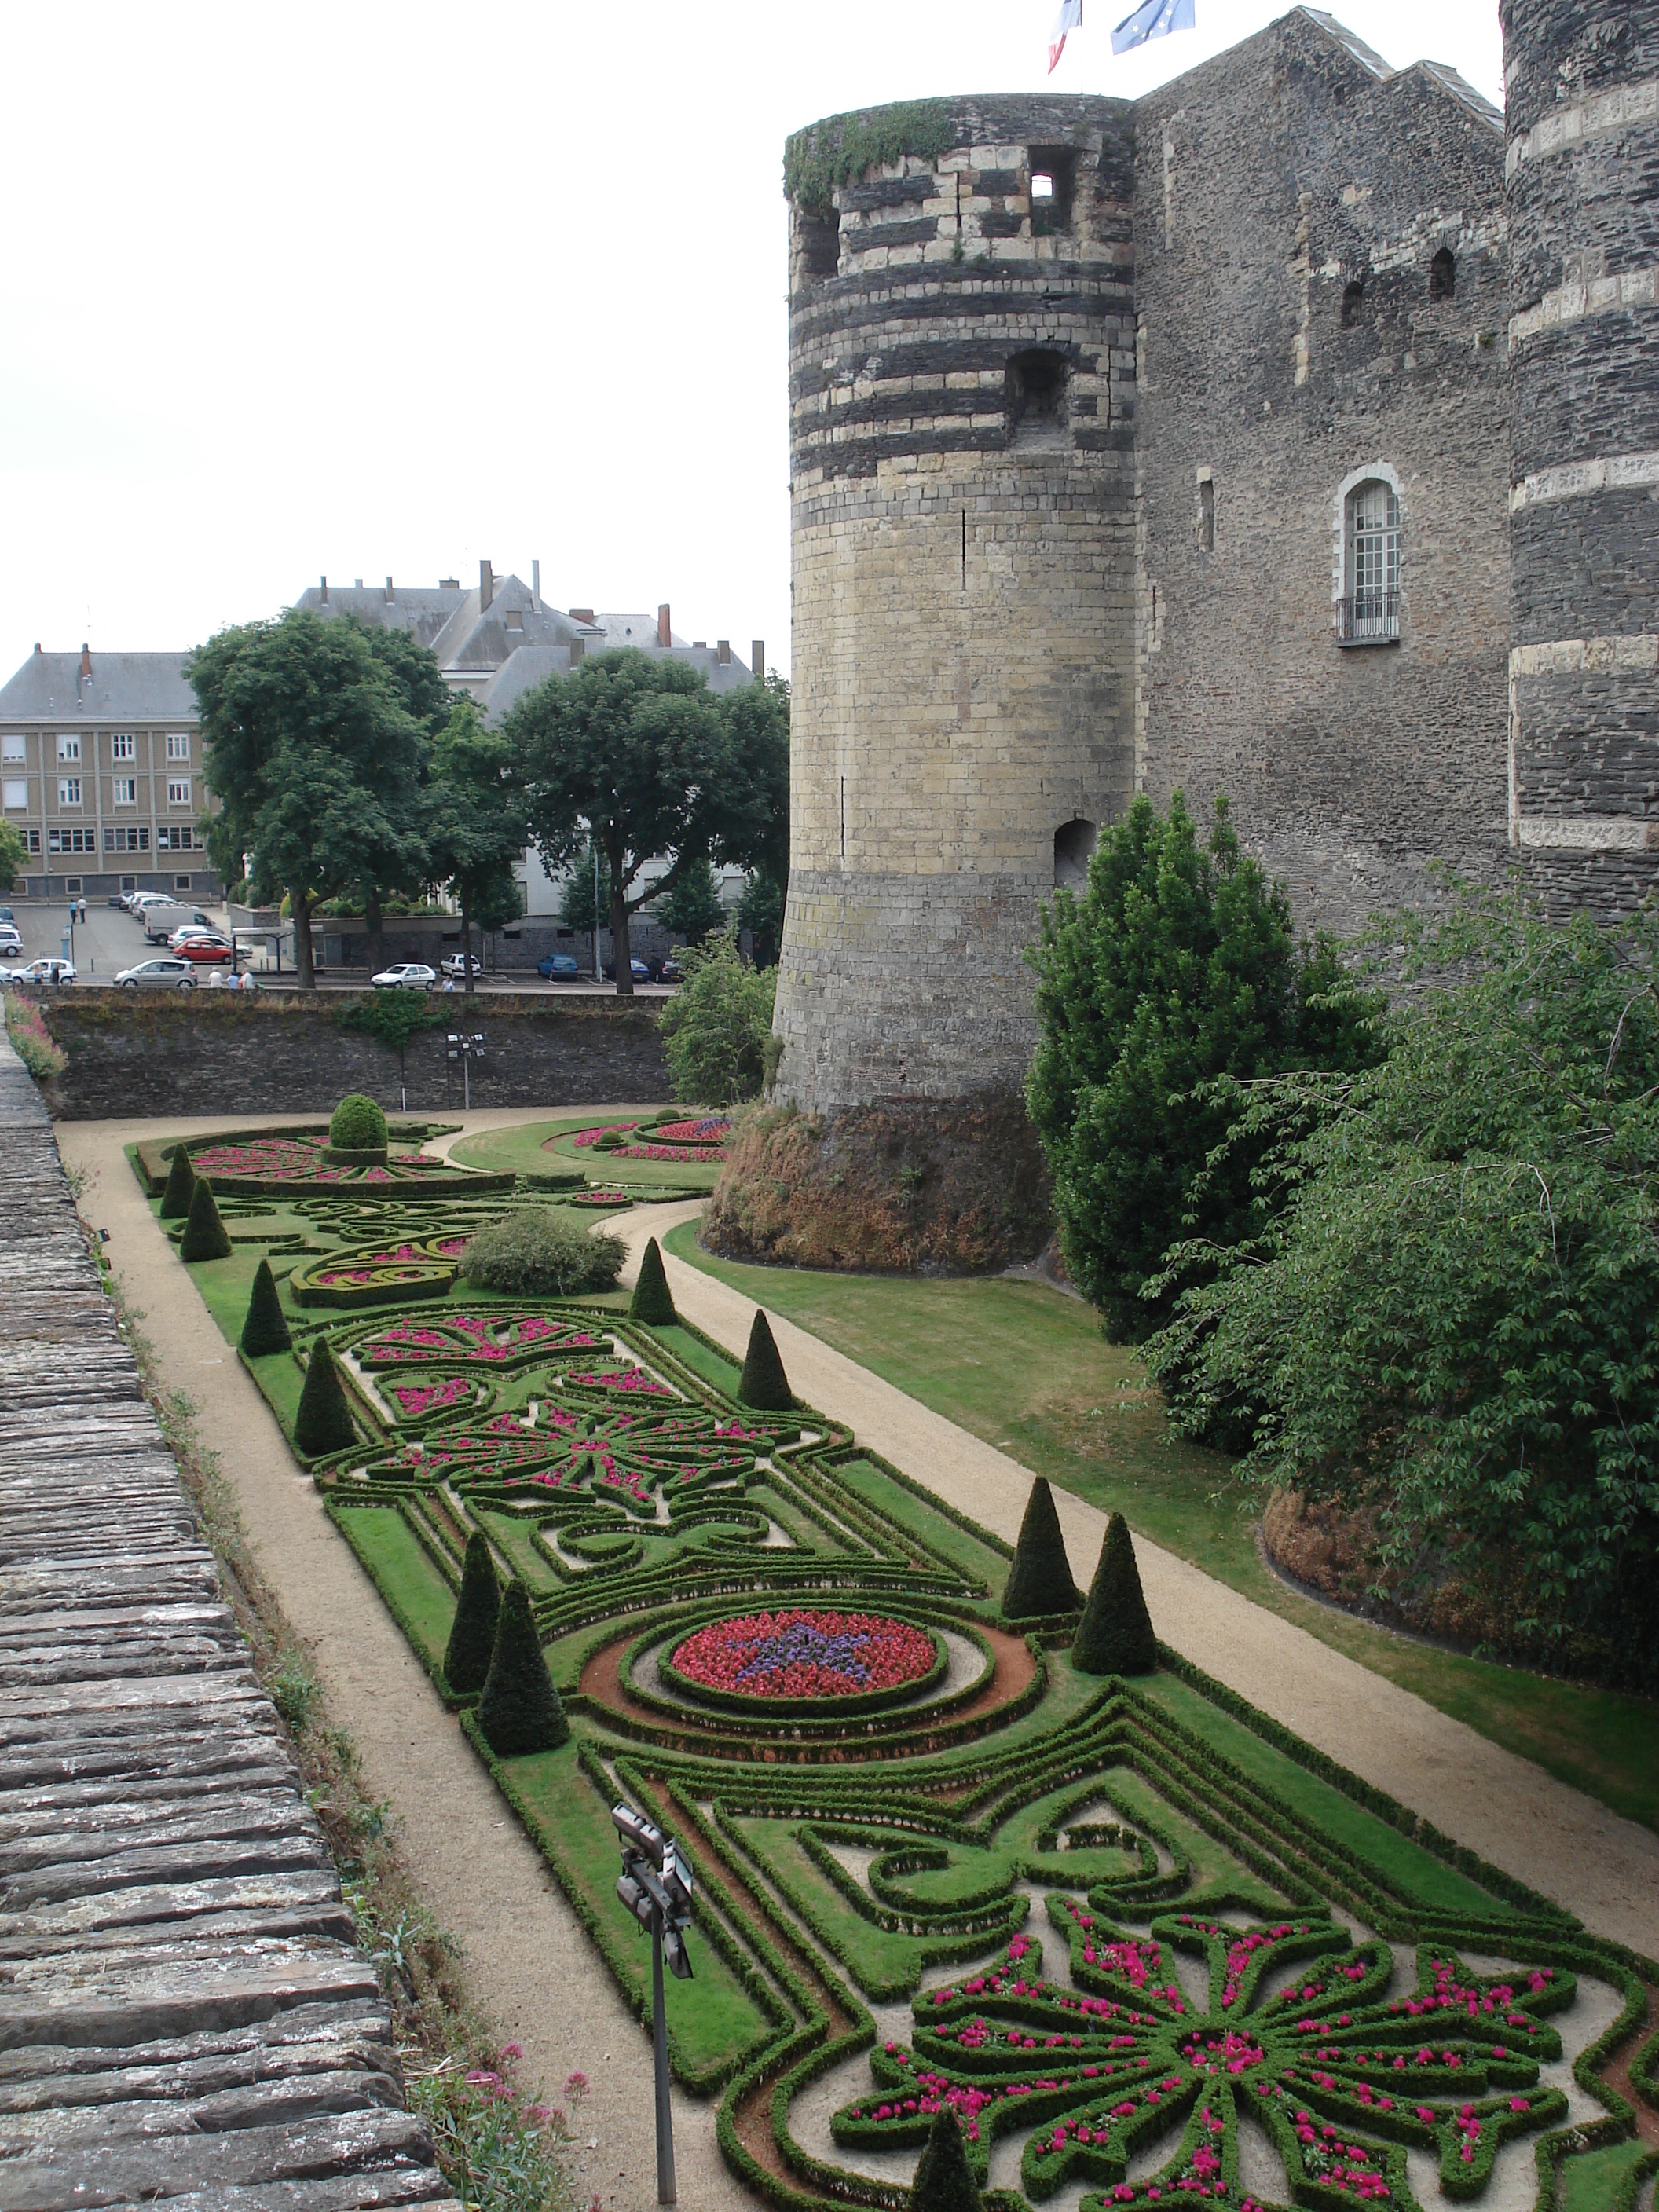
(480, 560), (494, 612)
(33, 641), (41, 654)
(570, 607), (595, 624)
(752, 639), (765, 679)
(569, 637), (585, 665)
(716, 639), (731, 665)
(385, 576), (394, 603)
(532, 559), (540, 612)
(657, 602), (672, 648)
(440, 577), (459, 590)
(80, 643), (92, 679)
(320, 575), (328, 603)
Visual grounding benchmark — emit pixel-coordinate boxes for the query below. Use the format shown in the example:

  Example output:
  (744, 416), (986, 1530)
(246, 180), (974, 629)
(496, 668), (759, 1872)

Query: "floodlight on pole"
(612, 1800), (694, 2203)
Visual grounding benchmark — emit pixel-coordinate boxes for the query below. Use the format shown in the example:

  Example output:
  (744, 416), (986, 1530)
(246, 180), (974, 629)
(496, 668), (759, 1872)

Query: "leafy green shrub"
(1026, 792), (1381, 1339)
(444, 1531), (502, 1696)
(657, 934), (776, 1106)
(1073, 1513), (1157, 1675)
(268, 1654), (322, 1734)
(629, 1236), (677, 1324)
(179, 1177), (232, 1262)
(738, 1309), (793, 1410)
(159, 1144), (196, 1221)
(910, 2103), (983, 2212)
(458, 1208), (624, 1298)
(329, 1093), (389, 1152)
(477, 1581), (568, 1756)
(295, 1333), (357, 1457)
(1002, 1478), (1081, 1619)
(1147, 887), (1659, 1685)
(240, 1258), (292, 1355)
(2, 993), (64, 1082)
(785, 99), (955, 218)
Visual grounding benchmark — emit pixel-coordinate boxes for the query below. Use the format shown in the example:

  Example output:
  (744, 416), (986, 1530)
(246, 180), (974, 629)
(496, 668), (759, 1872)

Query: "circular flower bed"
(663, 1608), (945, 1715)
(651, 1118), (731, 1144)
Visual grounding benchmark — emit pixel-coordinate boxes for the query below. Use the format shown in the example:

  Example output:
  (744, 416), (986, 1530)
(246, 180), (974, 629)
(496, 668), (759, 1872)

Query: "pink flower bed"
(651, 1118), (731, 1144)
(387, 1375), (474, 1419)
(569, 1123), (641, 1148)
(183, 1137), (444, 1183)
(617, 1142), (724, 1161)
(670, 1609), (935, 1699)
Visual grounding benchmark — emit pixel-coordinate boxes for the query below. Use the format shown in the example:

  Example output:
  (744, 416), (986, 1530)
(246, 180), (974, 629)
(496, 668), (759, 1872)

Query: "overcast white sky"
(0, 1), (1503, 687)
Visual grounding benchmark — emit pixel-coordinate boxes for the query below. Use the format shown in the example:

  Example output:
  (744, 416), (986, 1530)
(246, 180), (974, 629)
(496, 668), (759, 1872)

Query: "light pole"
(444, 1031), (487, 1111)
(592, 839), (602, 985)
(612, 1800), (694, 2204)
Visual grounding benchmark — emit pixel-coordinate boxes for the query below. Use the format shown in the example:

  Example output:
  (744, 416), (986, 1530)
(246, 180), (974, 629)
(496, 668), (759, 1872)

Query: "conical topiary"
(738, 1308), (793, 1410)
(910, 2104), (983, 2212)
(629, 1236), (677, 1324)
(476, 1580), (568, 1756)
(1002, 1477), (1082, 1620)
(240, 1258), (292, 1356)
(178, 1175), (232, 1262)
(1072, 1511), (1158, 1676)
(159, 1144), (196, 1220)
(294, 1333), (357, 1459)
(444, 1530), (502, 1695)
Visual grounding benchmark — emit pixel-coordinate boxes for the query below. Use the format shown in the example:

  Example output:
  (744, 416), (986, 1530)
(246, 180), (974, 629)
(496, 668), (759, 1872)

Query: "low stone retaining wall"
(38, 991), (671, 1119)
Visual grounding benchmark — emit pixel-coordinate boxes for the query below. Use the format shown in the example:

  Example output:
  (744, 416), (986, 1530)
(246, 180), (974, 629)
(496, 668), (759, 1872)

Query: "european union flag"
(1111, 0), (1195, 54)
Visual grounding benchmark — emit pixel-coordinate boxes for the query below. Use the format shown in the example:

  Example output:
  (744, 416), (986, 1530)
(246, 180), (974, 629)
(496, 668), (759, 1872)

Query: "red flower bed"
(670, 1609), (936, 1699)
(651, 1118), (731, 1144)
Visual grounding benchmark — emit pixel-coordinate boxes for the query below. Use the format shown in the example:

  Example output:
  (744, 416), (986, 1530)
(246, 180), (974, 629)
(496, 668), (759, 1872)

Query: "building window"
(57, 734), (81, 764)
(107, 825), (149, 852)
(1027, 147), (1076, 233)
(167, 733), (191, 761)
(60, 776), (82, 807)
(24, 829), (41, 853)
(1339, 477), (1401, 643)
(2, 734), (23, 763)
(113, 776), (136, 805)
(159, 824), (196, 851)
(112, 732), (135, 760)
(2, 778), (24, 811)
(167, 778), (192, 807)
(49, 827), (97, 854)
(64, 877), (82, 895)
(798, 209), (840, 279)
(174, 873), (192, 892)
(1198, 475), (1214, 552)
(1430, 247), (1456, 301)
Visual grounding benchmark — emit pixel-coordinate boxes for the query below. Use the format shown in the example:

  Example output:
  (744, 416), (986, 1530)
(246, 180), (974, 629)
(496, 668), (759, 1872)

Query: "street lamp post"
(612, 1801), (694, 2204)
(444, 1031), (487, 1111)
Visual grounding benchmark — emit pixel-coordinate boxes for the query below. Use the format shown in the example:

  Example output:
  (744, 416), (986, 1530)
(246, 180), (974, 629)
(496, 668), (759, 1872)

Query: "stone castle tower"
(1502, 0), (1659, 909)
(772, 97), (1138, 1116)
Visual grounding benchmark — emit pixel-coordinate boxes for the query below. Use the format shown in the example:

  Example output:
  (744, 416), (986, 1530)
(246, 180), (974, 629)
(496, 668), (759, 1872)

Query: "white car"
(12, 957), (75, 986)
(115, 958), (195, 990)
(441, 953), (482, 979)
(0, 925), (23, 958)
(372, 962), (438, 991)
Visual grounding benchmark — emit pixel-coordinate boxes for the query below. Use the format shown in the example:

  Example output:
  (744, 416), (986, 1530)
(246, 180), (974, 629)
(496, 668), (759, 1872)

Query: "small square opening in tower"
(799, 209), (841, 280)
(1026, 146), (1077, 234)
(1005, 348), (1070, 447)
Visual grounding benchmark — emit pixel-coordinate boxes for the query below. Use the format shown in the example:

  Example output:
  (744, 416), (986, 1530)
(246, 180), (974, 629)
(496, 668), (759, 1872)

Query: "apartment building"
(0, 645), (218, 900)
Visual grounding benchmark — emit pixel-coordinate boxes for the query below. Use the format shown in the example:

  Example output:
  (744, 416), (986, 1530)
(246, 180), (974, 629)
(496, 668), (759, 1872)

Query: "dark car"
(537, 951), (581, 980)
(657, 957), (684, 984)
(602, 957), (651, 983)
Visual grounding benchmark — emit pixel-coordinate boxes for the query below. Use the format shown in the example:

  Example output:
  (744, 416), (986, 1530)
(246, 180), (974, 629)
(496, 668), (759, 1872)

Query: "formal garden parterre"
(143, 1115), (1659, 2212)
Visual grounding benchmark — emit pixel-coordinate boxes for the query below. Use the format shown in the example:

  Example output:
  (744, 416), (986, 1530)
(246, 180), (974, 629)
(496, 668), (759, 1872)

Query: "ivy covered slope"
(157, 1141), (1659, 2212)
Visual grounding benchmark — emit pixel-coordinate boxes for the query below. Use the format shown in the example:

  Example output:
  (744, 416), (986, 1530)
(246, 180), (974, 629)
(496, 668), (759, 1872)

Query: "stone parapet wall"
(1503, 0), (1659, 910)
(37, 992), (669, 1120)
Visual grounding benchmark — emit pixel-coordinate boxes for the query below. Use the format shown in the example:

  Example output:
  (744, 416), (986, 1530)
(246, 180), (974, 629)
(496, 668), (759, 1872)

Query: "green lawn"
(665, 1223), (1659, 1836)
(333, 1504), (456, 1668)
(452, 1111), (725, 1192)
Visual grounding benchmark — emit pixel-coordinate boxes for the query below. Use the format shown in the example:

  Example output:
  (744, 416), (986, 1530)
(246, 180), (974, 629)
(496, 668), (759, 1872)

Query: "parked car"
(657, 957), (685, 984)
(536, 951), (581, 980)
(0, 925), (23, 958)
(13, 958), (77, 986)
(602, 958), (651, 983)
(372, 962), (438, 991)
(441, 952), (482, 979)
(114, 958), (195, 990)
(0, 904), (14, 922)
(175, 936), (234, 964)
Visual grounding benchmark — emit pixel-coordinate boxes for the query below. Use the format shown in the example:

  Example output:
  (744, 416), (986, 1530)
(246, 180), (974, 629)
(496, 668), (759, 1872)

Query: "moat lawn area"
(665, 1221), (1659, 1837)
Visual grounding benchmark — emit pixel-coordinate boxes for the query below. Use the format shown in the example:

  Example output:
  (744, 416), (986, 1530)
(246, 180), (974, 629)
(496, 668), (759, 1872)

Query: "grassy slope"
(665, 1225), (1659, 1837)
(451, 1111), (723, 1193)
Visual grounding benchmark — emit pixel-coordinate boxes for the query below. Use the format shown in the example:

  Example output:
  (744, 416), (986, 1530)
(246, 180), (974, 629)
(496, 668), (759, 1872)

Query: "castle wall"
(774, 98), (1139, 1114)
(1132, 13), (1511, 932)
(1503, 0), (1659, 911)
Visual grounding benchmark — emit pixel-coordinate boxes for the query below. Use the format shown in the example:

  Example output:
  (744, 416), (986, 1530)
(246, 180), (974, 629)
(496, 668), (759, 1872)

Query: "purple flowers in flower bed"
(671, 1609), (936, 1699)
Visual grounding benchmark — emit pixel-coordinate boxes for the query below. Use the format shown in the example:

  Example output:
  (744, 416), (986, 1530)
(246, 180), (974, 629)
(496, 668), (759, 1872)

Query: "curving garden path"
(54, 1103), (1659, 2212)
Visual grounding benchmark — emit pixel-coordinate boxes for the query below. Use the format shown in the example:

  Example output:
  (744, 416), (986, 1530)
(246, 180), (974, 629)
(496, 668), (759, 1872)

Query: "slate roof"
(0, 650), (197, 723)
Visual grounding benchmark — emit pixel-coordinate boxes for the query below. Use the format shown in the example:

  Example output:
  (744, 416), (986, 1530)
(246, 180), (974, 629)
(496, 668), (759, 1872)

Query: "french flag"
(1047, 0), (1082, 73)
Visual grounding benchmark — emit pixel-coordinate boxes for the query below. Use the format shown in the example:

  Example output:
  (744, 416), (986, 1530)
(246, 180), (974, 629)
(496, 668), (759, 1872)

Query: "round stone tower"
(772, 94), (1137, 1119)
(1503, 0), (1659, 908)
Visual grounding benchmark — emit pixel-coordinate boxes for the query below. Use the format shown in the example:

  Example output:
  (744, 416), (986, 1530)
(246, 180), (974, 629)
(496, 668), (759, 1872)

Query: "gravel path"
(614, 1203), (1659, 1967)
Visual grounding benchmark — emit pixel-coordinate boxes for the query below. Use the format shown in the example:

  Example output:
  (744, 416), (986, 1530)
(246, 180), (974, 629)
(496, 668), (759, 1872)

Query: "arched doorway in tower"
(1053, 818), (1097, 889)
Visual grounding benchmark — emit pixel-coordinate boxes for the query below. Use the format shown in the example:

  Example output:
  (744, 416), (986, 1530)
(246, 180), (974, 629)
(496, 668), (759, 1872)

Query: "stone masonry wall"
(38, 993), (669, 1120)
(773, 97), (1139, 1114)
(1133, 12), (1512, 932)
(1503, 0), (1659, 912)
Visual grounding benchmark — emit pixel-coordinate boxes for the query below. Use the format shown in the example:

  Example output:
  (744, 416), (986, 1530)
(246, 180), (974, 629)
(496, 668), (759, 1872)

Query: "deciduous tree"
(425, 698), (528, 997)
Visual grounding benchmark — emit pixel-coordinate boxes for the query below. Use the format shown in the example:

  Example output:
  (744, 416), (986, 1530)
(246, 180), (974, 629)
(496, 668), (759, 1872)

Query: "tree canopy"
(656, 855), (727, 945)
(189, 611), (430, 989)
(1145, 886), (1659, 1685)
(0, 821), (26, 893)
(1025, 792), (1381, 1339)
(657, 935), (777, 1104)
(424, 698), (527, 994)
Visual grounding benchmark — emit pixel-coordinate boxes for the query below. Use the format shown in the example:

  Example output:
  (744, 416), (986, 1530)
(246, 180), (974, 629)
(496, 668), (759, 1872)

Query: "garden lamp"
(612, 1800), (694, 2202)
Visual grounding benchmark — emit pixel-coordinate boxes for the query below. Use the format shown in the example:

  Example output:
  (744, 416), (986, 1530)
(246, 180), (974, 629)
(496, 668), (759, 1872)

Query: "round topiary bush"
(629, 1237), (677, 1324)
(328, 1093), (389, 1156)
(1073, 1511), (1158, 1676)
(444, 1530), (501, 1695)
(178, 1177), (232, 1262)
(240, 1258), (292, 1357)
(458, 1208), (625, 1298)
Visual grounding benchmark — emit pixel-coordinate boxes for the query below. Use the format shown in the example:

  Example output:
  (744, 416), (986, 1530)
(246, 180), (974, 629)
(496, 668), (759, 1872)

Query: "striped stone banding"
(1509, 264), (1659, 349)
(1506, 76), (1659, 179)
(1509, 633), (1659, 677)
(1515, 816), (1659, 852)
(1510, 452), (1659, 511)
